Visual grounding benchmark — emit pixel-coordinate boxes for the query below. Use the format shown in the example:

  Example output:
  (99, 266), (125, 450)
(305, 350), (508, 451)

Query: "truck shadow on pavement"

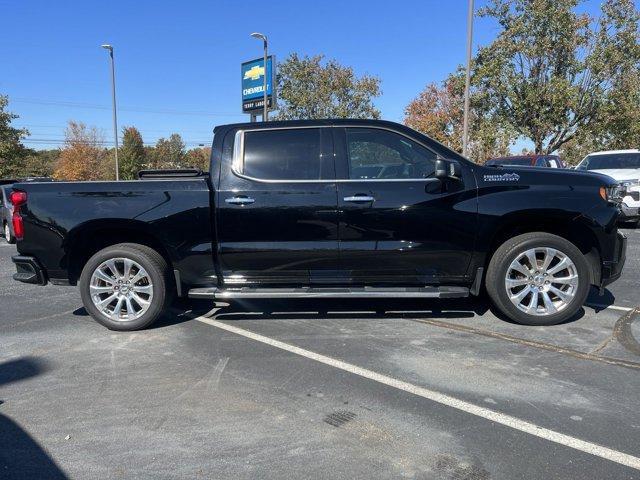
(176, 296), (586, 326)
(72, 292), (592, 328)
(0, 357), (68, 480)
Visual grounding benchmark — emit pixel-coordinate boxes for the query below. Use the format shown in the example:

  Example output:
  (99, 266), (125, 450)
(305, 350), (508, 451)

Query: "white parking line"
(586, 303), (634, 312)
(195, 315), (640, 471)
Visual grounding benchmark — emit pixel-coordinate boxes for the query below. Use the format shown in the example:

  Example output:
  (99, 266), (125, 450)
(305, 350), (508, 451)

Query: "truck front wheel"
(79, 243), (173, 331)
(486, 233), (591, 326)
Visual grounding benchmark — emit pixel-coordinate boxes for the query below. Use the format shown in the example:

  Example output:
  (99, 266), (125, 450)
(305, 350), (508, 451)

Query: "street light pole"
(101, 44), (119, 180)
(462, 0), (474, 158)
(251, 32), (268, 121)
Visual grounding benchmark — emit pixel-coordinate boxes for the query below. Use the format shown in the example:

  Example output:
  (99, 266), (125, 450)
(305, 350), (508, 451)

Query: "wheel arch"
(485, 214), (601, 285)
(64, 219), (174, 285)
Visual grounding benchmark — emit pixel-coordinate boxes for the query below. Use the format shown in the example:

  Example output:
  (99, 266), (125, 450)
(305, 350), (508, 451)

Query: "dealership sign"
(241, 56), (276, 113)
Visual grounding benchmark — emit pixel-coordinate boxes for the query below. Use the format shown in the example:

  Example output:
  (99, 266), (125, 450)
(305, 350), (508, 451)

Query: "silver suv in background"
(575, 149), (640, 224)
(1, 185), (16, 244)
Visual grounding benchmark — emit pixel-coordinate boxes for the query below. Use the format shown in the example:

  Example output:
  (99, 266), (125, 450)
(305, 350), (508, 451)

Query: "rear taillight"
(10, 190), (27, 240)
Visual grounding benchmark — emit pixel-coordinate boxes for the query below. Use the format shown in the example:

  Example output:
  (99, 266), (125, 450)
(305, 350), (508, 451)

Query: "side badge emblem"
(483, 173), (520, 182)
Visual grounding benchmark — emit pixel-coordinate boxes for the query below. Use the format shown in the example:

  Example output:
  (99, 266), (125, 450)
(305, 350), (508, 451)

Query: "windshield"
(576, 153), (640, 170)
(486, 157), (533, 167)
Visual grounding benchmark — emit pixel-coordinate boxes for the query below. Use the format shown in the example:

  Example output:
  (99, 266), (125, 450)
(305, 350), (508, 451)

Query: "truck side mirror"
(435, 159), (461, 180)
(435, 159), (448, 179)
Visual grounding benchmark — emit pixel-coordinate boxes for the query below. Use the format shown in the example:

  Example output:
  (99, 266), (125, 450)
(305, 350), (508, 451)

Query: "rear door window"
(240, 128), (331, 180)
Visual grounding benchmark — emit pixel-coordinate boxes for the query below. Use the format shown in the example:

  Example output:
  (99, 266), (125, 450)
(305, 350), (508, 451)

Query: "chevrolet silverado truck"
(9, 119), (627, 330)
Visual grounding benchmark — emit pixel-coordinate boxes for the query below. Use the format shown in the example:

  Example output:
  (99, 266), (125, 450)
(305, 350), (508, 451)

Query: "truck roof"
(215, 118), (413, 131)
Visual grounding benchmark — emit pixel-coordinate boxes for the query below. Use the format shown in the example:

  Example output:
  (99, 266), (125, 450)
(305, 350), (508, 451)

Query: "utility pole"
(250, 32), (269, 121)
(101, 44), (119, 180)
(462, 0), (474, 158)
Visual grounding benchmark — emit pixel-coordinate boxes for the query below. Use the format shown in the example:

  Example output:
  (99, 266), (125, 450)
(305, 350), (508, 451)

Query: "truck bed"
(13, 178), (217, 289)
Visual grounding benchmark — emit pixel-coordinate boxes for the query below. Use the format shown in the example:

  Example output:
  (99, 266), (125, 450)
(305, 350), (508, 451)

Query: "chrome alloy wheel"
(505, 247), (578, 316)
(4, 223), (10, 242)
(89, 258), (154, 321)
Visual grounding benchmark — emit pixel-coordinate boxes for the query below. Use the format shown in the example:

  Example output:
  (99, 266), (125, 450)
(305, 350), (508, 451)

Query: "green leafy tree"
(0, 95), (31, 178)
(151, 133), (186, 169)
(474, 0), (640, 154)
(275, 53), (381, 120)
(119, 127), (145, 179)
(21, 149), (60, 177)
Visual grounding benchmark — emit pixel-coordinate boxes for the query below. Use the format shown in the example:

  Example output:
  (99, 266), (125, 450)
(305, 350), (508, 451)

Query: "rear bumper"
(600, 232), (626, 288)
(12, 255), (47, 285)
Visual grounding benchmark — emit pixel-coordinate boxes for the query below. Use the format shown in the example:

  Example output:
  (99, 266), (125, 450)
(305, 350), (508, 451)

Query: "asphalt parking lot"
(1, 228), (639, 479)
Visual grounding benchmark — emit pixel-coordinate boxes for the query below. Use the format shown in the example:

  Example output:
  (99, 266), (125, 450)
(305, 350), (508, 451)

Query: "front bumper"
(620, 203), (639, 220)
(600, 232), (627, 288)
(12, 255), (47, 285)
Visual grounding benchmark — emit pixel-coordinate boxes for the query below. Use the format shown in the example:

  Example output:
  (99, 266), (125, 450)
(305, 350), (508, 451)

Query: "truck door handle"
(343, 195), (375, 203)
(225, 196), (255, 205)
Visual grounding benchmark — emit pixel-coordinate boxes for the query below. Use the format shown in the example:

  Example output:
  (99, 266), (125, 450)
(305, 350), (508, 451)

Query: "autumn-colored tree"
(150, 133), (186, 169)
(119, 126), (145, 179)
(53, 121), (108, 181)
(474, 0), (640, 154)
(275, 54), (381, 120)
(0, 95), (31, 178)
(184, 147), (211, 172)
(404, 71), (512, 162)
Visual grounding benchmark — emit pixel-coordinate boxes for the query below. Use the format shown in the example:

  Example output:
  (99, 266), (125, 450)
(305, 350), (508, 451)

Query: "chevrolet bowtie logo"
(244, 65), (264, 81)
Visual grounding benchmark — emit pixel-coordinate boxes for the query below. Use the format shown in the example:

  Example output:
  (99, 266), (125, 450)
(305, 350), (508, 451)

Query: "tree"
(404, 71), (512, 162)
(21, 149), (60, 177)
(53, 121), (108, 181)
(150, 133), (185, 169)
(0, 95), (31, 178)
(120, 127), (145, 179)
(274, 53), (381, 120)
(474, 0), (640, 154)
(184, 147), (211, 172)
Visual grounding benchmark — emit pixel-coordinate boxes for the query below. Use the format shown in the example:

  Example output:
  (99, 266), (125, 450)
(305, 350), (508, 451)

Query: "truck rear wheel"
(486, 233), (590, 326)
(79, 243), (173, 331)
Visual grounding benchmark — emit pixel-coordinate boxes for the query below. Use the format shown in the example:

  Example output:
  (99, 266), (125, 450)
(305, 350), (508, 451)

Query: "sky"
(0, 0), (617, 151)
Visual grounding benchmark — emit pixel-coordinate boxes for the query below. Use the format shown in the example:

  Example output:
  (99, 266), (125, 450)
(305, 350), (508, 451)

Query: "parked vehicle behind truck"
(1, 185), (16, 244)
(9, 119), (626, 330)
(485, 154), (566, 168)
(575, 149), (640, 224)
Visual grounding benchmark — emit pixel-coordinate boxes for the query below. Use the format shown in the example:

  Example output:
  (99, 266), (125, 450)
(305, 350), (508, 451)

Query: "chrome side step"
(188, 286), (469, 300)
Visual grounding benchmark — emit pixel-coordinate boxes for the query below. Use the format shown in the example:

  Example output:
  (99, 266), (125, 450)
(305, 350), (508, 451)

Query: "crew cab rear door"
(334, 126), (477, 285)
(216, 126), (339, 286)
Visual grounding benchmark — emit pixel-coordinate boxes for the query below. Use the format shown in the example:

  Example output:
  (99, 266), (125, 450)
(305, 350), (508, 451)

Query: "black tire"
(4, 222), (15, 244)
(79, 243), (174, 331)
(486, 232), (590, 326)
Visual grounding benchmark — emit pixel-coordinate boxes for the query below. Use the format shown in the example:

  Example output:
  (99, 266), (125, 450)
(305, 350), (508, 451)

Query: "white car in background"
(575, 149), (640, 224)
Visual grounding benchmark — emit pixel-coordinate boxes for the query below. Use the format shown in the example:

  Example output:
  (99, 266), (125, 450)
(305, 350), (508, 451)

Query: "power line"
(23, 133), (210, 142)
(16, 124), (215, 135)
(22, 138), (210, 147)
(12, 97), (240, 117)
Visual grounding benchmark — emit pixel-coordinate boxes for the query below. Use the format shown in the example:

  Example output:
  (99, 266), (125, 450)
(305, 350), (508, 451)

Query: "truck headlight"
(600, 185), (625, 203)
(619, 179), (640, 188)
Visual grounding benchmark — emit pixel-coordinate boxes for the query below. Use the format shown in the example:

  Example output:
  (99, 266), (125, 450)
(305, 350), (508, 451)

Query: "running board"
(188, 286), (470, 300)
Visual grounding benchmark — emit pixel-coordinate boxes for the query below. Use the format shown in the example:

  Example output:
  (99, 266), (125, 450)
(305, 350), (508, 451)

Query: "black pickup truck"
(9, 119), (626, 330)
